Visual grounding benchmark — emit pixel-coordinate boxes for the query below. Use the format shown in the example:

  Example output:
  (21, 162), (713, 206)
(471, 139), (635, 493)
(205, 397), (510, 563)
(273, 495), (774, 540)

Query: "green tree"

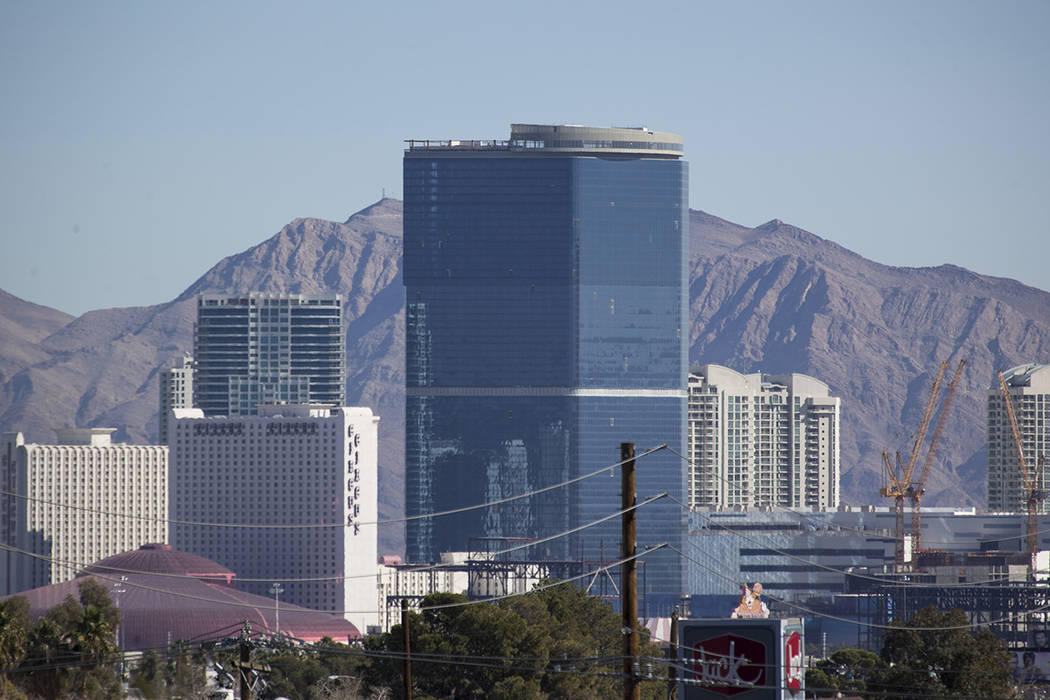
(805, 648), (885, 698)
(255, 637), (370, 700)
(364, 583), (667, 699)
(17, 615), (72, 698)
(129, 648), (165, 699)
(871, 606), (1011, 700)
(165, 640), (208, 699)
(0, 596), (31, 697)
(11, 577), (122, 699)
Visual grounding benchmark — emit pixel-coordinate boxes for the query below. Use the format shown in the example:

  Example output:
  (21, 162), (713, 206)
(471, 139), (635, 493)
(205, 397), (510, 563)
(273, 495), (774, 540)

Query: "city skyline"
(2, 1), (1048, 316)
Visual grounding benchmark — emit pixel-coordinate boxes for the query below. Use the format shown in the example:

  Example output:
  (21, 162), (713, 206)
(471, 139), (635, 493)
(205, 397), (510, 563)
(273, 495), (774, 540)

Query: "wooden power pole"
(621, 442), (640, 700)
(232, 621), (269, 700)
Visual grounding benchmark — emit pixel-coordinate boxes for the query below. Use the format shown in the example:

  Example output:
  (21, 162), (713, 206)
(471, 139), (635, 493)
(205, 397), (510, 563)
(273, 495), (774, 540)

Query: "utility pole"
(621, 442), (640, 700)
(402, 598), (412, 700)
(113, 575), (127, 682)
(239, 624), (251, 700)
(233, 621), (270, 700)
(668, 607), (679, 699)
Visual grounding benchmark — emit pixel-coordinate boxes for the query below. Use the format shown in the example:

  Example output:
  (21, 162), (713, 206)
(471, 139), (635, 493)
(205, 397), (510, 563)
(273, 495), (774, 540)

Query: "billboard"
(679, 618), (805, 700)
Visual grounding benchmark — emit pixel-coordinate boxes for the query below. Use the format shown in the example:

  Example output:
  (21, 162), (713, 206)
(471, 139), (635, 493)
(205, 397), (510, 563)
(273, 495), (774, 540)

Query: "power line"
(0, 443), (666, 530)
(666, 544), (1050, 632)
(672, 495), (1039, 591)
(0, 493), (668, 585)
(1, 541), (669, 620)
(665, 446), (1049, 591)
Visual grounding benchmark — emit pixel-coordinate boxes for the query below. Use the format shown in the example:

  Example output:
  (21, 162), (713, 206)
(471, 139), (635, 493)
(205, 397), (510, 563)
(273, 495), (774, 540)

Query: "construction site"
(844, 361), (1050, 651)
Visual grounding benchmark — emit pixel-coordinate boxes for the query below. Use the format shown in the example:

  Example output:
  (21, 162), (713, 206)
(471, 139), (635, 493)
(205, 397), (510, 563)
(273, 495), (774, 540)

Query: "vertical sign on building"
(347, 423), (361, 536)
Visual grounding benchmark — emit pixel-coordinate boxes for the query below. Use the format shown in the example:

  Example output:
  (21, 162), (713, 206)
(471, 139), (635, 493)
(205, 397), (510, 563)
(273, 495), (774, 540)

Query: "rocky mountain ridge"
(3, 198), (1049, 552)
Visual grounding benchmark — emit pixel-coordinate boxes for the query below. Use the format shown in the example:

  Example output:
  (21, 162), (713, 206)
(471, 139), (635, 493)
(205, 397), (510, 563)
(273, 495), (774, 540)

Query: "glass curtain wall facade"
(194, 294), (345, 417)
(404, 125), (688, 608)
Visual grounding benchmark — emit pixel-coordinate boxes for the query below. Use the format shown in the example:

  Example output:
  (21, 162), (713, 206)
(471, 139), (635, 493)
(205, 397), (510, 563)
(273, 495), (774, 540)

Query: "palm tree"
(71, 604), (117, 696)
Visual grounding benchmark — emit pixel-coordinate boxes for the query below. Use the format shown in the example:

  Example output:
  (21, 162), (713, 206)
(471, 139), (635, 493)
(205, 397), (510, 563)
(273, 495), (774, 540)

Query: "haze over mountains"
(3, 198), (1049, 553)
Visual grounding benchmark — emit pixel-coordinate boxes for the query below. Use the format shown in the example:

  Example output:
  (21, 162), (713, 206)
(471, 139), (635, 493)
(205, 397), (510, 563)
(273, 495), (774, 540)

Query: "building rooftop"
(53, 428), (118, 446)
(4, 545), (361, 649)
(405, 123), (683, 158)
(1001, 363), (1050, 387)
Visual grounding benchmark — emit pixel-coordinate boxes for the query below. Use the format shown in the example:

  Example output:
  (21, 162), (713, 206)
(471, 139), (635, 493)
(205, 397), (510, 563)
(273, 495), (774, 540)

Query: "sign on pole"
(678, 617), (805, 700)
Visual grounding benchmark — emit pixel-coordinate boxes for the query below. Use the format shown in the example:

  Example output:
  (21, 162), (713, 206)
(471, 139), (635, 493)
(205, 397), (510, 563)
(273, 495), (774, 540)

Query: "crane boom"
(903, 361), (948, 485)
(910, 359), (966, 554)
(879, 361), (948, 568)
(999, 371), (1034, 493)
(998, 370), (1046, 561)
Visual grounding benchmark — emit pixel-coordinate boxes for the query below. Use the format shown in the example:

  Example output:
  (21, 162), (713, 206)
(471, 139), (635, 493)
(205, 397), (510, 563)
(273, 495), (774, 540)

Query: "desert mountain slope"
(3, 199), (1049, 554)
(688, 212), (1050, 506)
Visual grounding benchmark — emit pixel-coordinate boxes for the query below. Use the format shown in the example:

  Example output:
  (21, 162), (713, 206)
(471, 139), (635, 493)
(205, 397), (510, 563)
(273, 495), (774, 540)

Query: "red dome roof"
(80, 543), (236, 586)
(8, 544), (361, 650)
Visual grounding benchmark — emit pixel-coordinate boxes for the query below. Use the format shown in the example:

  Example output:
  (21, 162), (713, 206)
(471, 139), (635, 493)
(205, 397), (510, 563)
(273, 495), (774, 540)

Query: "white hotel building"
(1, 429), (168, 595)
(688, 365), (840, 510)
(169, 405), (379, 632)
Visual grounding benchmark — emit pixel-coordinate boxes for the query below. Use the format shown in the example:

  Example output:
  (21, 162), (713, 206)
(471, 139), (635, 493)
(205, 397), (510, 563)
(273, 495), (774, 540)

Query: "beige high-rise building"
(687, 365), (840, 510)
(987, 363), (1050, 513)
(1, 429), (168, 595)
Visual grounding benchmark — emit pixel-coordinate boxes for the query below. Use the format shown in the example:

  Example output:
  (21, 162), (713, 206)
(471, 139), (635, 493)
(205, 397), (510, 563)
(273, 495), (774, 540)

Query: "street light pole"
(270, 583), (284, 636)
(113, 576), (127, 681)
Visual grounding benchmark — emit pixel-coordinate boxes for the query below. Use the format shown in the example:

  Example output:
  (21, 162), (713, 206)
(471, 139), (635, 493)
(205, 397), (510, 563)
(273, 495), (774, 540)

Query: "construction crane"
(880, 361), (948, 566)
(998, 370), (1049, 561)
(907, 359), (966, 554)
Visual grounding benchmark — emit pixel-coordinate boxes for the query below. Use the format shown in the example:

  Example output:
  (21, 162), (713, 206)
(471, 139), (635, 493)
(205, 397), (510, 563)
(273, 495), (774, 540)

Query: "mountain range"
(3, 198), (1049, 553)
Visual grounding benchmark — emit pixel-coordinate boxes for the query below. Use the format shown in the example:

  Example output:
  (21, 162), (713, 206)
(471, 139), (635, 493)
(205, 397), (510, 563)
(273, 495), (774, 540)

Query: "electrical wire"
(0, 443), (665, 530)
(0, 493), (667, 585)
(2, 542), (668, 620)
(667, 543), (1050, 632)
(666, 446), (1050, 591)
(673, 495), (1040, 591)
(666, 443), (1041, 547)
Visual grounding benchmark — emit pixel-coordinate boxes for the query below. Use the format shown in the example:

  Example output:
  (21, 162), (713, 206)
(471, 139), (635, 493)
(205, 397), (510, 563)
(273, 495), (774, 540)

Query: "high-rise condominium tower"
(988, 363), (1050, 513)
(687, 365), (840, 510)
(194, 294), (345, 417)
(403, 124), (688, 607)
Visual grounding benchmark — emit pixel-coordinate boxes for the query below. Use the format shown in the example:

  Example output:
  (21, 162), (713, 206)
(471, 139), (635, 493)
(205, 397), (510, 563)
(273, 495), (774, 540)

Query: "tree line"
(0, 580), (1023, 699)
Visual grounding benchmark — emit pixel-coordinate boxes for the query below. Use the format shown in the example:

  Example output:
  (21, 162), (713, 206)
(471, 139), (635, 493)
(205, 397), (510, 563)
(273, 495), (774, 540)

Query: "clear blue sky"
(2, 1), (1047, 316)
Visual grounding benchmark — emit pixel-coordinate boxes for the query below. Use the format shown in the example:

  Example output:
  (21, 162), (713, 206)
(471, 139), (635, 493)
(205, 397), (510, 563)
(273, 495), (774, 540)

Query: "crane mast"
(880, 361), (948, 567)
(908, 359), (966, 554)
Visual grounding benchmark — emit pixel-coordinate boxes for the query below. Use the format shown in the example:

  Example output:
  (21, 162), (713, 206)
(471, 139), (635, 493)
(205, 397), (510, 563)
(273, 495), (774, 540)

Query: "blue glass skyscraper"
(403, 124), (688, 607)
